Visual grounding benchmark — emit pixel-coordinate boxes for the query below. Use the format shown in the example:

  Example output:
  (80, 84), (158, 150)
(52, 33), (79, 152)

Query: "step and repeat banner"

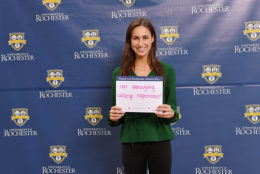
(0, 0), (260, 173)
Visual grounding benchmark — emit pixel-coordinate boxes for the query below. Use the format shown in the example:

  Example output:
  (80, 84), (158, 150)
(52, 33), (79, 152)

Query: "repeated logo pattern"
(81, 30), (100, 48)
(160, 26), (179, 45)
(201, 65), (222, 84)
(244, 105), (260, 124)
(121, 0), (136, 7)
(8, 33), (26, 51)
(203, 145), (224, 164)
(11, 108), (29, 127)
(42, 0), (62, 11)
(243, 21), (260, 41)
(49, 145), (68, 164)
(46, 70), (64, 88)
(85, 107), (103, 126)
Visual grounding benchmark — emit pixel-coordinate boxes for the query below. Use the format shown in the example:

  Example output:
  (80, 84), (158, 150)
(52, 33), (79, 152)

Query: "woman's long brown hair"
(120, 18), (163, 77)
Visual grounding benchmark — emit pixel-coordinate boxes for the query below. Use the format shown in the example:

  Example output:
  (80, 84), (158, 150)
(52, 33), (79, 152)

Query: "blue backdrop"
(1, 0), (260, 173)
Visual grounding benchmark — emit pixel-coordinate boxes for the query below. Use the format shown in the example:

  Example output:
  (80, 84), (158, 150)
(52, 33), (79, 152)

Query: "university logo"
(46, 69), (64, 88)
(42, 0), (61, 11)
(121, 0), (135, 7)
(8, 33), (26, 51)
(203, 145), (224, 164)
(160, 26), (179, 45)
(201, 65), (222, 84)
(49, 145), (68, 164)
(81, 30), (100, 48)
(85, 107), (103, 126)
(244, 105), (260, 124)
(11, 108), (29, 127)
(243, 21), (260, 41)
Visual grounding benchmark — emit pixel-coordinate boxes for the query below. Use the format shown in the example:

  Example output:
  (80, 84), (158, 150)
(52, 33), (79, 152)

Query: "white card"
(116, 76), (163, 113)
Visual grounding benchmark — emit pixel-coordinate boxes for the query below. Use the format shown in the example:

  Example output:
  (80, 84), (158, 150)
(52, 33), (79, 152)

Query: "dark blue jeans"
(122, 140), (172, 174)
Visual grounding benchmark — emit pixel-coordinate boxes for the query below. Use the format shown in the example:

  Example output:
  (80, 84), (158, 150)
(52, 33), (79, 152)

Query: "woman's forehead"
(131, 26), (152, 36)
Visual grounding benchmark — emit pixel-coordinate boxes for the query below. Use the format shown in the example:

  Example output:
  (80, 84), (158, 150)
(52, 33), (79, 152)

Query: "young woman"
(108, 18), (179, 174)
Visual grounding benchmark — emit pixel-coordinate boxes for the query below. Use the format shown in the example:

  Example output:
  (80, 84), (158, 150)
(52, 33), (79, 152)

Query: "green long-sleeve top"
(108, 61), (179, 143)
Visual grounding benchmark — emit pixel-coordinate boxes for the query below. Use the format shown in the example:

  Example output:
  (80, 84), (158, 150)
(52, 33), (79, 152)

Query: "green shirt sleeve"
(163, 62), (179, 124)
(107, 67), (124, 127)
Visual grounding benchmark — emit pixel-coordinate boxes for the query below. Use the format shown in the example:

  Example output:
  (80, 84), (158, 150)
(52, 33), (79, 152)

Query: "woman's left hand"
(155, 104), (174, 119)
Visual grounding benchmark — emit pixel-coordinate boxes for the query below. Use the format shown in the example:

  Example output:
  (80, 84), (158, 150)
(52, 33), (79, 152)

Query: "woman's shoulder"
(112, 66), (121, 76)
(159, 62), (176, 84)
(159, 61), (175, 72)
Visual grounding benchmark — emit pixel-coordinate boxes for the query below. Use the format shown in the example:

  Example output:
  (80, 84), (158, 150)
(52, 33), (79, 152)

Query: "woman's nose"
(138, 39), (144, 46)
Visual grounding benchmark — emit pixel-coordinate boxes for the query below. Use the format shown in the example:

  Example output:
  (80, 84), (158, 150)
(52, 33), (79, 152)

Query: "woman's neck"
(133, 56), (152, 76)
(134, 55), (149, 67)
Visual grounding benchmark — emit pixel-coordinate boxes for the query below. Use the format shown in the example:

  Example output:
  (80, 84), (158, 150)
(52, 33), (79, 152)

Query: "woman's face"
(130, 26), (154, 59)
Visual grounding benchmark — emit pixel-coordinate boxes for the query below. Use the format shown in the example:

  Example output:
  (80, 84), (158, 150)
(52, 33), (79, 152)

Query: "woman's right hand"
(109, 106), (125, 122)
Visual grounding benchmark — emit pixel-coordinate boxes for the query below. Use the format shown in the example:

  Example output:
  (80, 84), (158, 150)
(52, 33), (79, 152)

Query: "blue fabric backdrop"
(1, 0), (260, 173)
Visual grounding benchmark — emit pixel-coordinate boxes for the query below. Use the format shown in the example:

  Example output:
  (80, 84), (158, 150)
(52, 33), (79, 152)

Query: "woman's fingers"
(110, 107), (124, 115)
(111, 106), (123, 110)
(155, 104), (174, 119)
(110, 106), (125, 121)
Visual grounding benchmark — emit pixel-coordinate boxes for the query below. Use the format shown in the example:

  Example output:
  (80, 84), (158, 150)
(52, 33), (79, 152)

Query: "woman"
(108, 18), (179, 174)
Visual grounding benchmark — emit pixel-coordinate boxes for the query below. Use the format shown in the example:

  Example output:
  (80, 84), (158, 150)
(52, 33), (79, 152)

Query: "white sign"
(116, 76), (163, 113)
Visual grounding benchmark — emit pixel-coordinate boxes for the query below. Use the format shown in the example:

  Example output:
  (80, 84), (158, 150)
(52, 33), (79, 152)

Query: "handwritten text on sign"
(116, 76), (163, 113)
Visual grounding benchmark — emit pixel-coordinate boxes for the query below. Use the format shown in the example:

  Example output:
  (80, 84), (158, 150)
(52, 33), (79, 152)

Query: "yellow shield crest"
(243, 21), (260, 41)
(8, 33), (26, 51)
(49, 146), (67, 164)
(160, 26), (179, 45)
(201, 65), (222, 84)
(81, 30), (100, 48)
(203, 145), (224, 164)
(46, 70), (64, 88)
(85, 108), (103, 126)
(11, 108), (29, 127)
(42, 0), (61, 11)
(244, 105), (260, 124)
(121, 0), (135, 7)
